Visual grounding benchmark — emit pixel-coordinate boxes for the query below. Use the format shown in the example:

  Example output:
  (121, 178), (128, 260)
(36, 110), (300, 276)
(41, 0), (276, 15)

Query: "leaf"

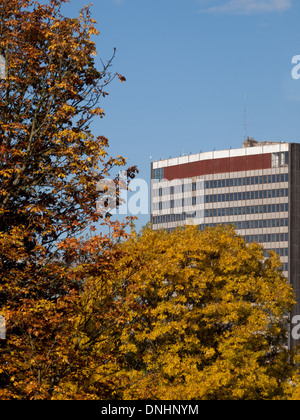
(117, 73), (126, 83)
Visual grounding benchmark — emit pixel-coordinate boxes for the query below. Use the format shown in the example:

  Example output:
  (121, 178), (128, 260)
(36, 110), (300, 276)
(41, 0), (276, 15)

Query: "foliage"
(0, 0), (136, 399)
(4, 222), (295, 400)
(0, 224), (133, 399)
(0, 0), (300, 401)
(0, 0), (135, 256)
(85, 225), (295, 400)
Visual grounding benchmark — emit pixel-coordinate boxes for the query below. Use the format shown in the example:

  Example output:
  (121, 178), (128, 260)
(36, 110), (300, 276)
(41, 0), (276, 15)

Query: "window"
(272, 152), (289, 167)
(153, 167), (164, 181)
(283, 263), (288, 272)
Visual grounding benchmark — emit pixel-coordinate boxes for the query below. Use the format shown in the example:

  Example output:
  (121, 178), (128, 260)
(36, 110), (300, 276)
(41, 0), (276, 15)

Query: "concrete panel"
(289, 143), (300, 348)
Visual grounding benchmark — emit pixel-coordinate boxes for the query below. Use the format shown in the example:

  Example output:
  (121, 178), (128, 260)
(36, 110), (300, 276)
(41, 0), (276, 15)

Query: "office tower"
(151, 139), (300, 348)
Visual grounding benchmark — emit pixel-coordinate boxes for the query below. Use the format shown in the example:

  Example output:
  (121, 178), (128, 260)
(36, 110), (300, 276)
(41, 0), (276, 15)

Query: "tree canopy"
(83, 225), (295, 400)
(1, 0), (300, 401)
(0, 0), (136, 399)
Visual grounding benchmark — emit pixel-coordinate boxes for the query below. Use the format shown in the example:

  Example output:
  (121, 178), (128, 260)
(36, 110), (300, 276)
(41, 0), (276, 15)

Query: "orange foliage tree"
(0, 0), (136, 399)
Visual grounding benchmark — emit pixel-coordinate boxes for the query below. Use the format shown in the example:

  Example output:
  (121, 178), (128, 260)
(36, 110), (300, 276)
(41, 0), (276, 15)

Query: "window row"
(153, 211), (198, 225)
(154, 189), (288, 211)
(153, 207), (288, 226)
(152, 173), (289, 197)
(205, 203), (288, 218)
(244, 233), (288, 244)
(154, 196), (200, 211)
(263, 248), (289, 257)
(153, 181), (201, 198)
(154, 216), (288, 244)
(205, 188), (288, 203)
(205, 173), (289, 189)
(153, 203), (289, 218)
(202, 218), (288, 231)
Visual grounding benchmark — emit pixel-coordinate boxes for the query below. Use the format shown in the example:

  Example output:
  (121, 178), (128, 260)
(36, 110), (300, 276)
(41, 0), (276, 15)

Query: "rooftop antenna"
(243, 92), (247, 141)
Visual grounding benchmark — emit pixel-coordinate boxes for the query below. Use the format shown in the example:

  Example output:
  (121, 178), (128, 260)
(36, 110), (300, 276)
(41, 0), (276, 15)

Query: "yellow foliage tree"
(78, 225), (296, 400)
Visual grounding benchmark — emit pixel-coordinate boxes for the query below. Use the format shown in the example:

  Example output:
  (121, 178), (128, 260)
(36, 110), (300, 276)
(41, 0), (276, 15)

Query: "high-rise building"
(151, 139), (300, 348)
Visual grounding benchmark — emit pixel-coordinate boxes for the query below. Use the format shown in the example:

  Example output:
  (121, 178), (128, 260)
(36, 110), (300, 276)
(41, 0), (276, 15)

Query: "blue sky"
(62, 0), (300, 230)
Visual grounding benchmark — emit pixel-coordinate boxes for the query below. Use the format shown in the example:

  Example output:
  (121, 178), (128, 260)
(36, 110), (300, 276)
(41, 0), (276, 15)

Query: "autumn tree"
(0, 0), (134, 260)
(0, 0), (136, 399)
(0, 225), (136, 399)
(0, 0), (298, 402)
(78, 225), (296, 400)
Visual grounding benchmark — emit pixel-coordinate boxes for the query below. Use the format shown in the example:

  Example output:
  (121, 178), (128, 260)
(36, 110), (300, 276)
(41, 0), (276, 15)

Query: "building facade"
(151, 139), (300, 348)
